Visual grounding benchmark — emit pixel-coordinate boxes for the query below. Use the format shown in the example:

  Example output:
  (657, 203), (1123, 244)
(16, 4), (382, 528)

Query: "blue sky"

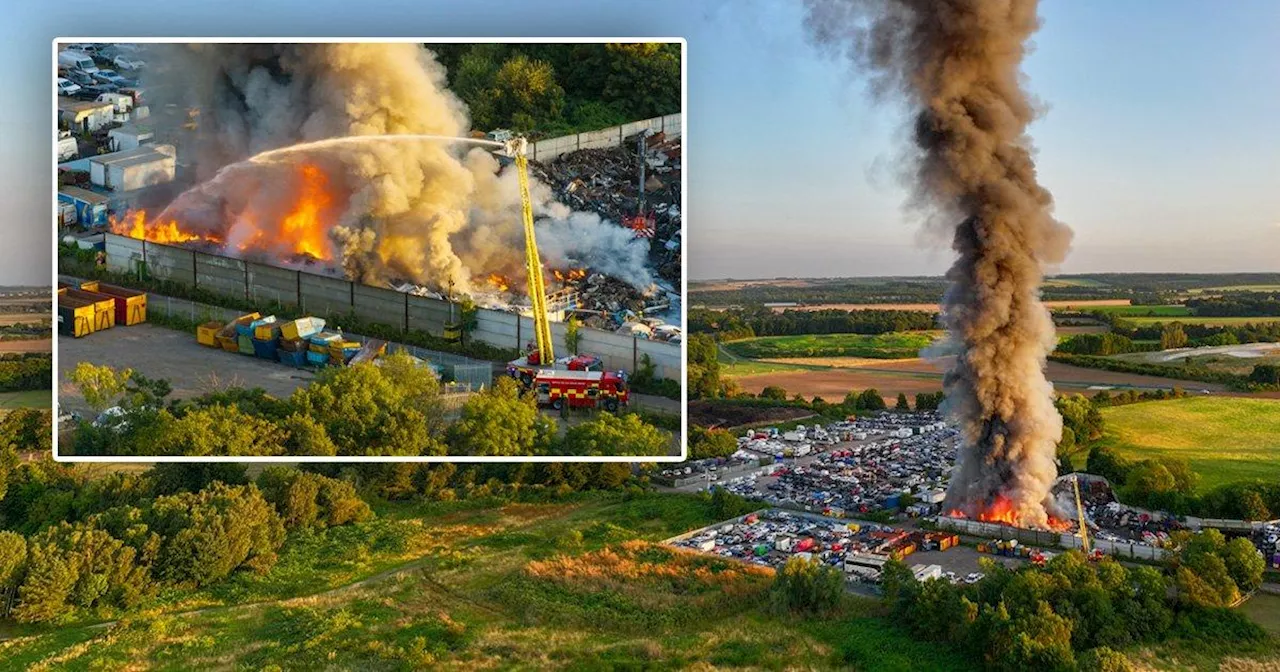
(3, 0), (1276, 284)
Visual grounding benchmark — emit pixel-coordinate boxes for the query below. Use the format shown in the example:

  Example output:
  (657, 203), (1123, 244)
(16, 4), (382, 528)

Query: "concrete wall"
(937, 517), (1078, 549)
(529, 113), (683, 162)
(98, 233), (681, 379)
(935, 516), (1170, 561)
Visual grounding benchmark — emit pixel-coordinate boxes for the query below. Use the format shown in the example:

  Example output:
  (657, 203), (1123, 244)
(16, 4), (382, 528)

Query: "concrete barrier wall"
(98, 233), (681, 378)
(529, 113), (683, 162)
(937, 516), (1169, 561)
(246, 261), (297, 304)
(1186, 517), (1280, 533)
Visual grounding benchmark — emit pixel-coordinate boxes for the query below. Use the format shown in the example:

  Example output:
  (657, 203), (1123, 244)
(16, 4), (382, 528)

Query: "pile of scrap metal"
(530, 130), (682, 288)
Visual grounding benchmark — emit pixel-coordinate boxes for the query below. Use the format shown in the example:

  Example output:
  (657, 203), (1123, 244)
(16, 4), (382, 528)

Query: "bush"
(1075, 647), (1133, 672)
(770, 556), (844, 615)
(688, 427), (737, 460)
(146, 483), (286, 586)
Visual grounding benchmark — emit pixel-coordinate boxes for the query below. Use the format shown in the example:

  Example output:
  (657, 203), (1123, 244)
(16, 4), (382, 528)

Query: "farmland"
(0, 339), (51, 354)
(1061, 304), (1192, 317)
(726, 355), (1231, 404)
(1098, 397), (1280, 491)
(723, 332), (940, 360)
(1123, 315), (1280, 327)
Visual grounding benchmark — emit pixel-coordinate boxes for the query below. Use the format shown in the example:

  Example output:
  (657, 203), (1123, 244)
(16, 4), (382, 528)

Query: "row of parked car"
(57, 43), (145, 99)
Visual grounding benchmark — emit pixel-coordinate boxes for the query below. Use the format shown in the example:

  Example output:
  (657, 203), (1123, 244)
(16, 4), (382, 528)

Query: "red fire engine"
(508, 351), (603, 386)
(533, 369), (628, 411)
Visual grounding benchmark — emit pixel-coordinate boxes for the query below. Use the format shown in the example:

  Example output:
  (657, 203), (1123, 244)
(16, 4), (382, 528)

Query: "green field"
(1242, 593), (1280, 638)
(1043, 277), (1108, 288)
(1123, 315), (1280, 326)
(716, 343), (829, 375)
(0, 390), (51, 408)
(1099, 397), (1280, 491)
(1194, 284), (1280, 293)
(724, 332), (940, 360)
(0, 493), (973, 671)
(1055, 304), (1192, 317)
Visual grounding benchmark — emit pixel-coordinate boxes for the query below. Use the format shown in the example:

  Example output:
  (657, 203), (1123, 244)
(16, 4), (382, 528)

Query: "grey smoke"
(804, 0), (1073, 527)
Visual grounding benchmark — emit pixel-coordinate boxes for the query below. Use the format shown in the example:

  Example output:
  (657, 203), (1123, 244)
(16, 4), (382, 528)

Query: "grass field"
(0, 390), (51, 408)
(724, 332), (941, 360)
(0, 493), (975, 671)
(1057, 304), (1192, 317)
(1193, 284), (1280, 293)
(1098, 397), (1280, 491)
(1242, 593), (1280, 638)
(1123, 315), (1280, 326)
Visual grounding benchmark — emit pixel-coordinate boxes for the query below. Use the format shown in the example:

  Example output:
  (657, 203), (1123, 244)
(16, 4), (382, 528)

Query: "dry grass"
(526, 540), (773, 590)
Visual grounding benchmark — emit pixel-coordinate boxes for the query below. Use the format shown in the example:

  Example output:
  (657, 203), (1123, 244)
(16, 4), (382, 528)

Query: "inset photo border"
(53, 37), (686, 462)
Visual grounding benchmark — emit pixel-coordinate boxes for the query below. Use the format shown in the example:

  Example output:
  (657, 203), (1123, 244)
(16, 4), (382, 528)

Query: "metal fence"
(99, 232), (681, 380)
(141, 291), (494, 388)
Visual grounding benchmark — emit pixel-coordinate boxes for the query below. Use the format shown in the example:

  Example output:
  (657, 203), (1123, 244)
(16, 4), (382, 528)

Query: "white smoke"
(144, 43), (656, 296)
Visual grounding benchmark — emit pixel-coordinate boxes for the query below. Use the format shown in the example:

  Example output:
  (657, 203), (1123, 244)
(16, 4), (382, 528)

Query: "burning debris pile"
(532, 132), (683, 288)
(807, 0), (1073, 529)
(113, 43), (672, 312)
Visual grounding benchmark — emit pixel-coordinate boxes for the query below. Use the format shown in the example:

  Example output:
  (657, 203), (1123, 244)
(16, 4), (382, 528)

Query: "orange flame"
(947, 495), (1076, 532)
(976, 495), (1019, 526)
(107, 163), (335, 264)
(552, 267), (588, 284)
(110, 210), (211, 245)
(487, 273), (511, 292)
(281, 164), (333, 260)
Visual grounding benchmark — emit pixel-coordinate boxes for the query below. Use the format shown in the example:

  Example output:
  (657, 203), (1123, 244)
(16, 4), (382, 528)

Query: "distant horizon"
(690, 270), (1280, 284)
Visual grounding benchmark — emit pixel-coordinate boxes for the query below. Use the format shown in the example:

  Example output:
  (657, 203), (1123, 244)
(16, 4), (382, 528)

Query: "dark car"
(92, 69), (136, 88)
(75, 83), (119, 99)
(65, 70), (95, 87)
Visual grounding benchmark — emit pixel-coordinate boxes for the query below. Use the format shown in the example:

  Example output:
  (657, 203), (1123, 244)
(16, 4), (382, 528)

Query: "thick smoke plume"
(144, 43), (652, 295)
(804, 0), (1073, 527)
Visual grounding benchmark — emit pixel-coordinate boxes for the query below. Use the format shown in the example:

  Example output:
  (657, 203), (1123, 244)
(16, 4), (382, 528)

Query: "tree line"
(2, 409), (658, 623)
(68, 354), (672, 458)
(870, 536), (1264, 671)
(769, 526), (1264, 670)
(1186, 292), (1280, 318)
(0, 354), (51, 392)
(0, 458), (370, 623)
(427, 43), (681, 136)
(691, 274), (1280, 309)
(689, 306), (937, 340)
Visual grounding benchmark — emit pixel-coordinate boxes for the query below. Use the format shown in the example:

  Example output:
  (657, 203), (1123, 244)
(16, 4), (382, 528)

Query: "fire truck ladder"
(1073, 474), (1091, 553)
(509, 137), (554, 364)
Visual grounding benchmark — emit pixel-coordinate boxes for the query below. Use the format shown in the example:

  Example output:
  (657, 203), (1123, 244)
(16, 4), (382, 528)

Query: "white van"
(57, 77), (81, 96)
(58, 50), (98, 74)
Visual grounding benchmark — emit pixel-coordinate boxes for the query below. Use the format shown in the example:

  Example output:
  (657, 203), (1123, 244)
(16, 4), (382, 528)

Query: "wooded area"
(427, 42), (682, 136)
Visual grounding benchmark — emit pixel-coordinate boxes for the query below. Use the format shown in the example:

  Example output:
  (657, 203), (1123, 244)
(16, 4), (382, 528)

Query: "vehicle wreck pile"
(532, 131), (682, 293)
